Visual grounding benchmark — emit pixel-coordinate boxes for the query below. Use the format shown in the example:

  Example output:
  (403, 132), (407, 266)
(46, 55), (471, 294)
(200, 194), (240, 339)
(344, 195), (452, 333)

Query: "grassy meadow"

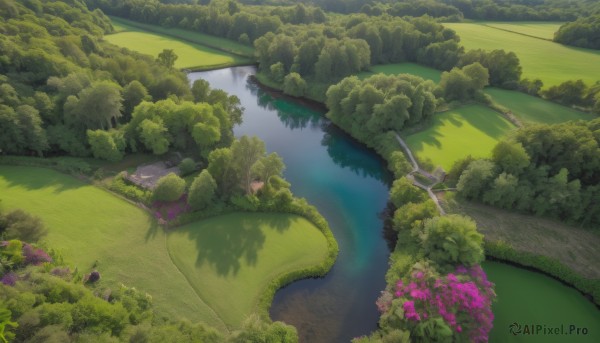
(105, 17), (253, 70)
(481, 22), (562, 40)
(109, 16), (255, 57)
(167, 212), (329, 329)
(485, 87), (593, 124)
(445, 22), (600, 87)
(405, 104), (516, 171)
(0, 166), (329, 332)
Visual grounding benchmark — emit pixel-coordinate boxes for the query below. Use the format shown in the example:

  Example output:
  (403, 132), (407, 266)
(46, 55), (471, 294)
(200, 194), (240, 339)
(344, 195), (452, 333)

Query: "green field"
(482, 22), (562, 40)
(485, 87), (593, 124)
(167, 212), (328, 328)
(445, 22), (600, 87)
(358, 63), (442, 83)
(0, 166), (329, 332)
(105, 18), (253, 70)
(405, 104), (516, 170)
(109, 16), (255, 58)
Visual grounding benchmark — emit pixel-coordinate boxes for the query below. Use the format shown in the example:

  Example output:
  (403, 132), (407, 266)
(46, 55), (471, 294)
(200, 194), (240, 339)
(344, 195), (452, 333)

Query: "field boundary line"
(481, 24), (554, 42)
(163, 235), (231, 334)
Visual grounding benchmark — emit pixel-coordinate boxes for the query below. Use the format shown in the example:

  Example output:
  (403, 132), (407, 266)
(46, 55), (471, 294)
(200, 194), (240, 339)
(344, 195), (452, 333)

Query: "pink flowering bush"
(379, 264), (495, 343)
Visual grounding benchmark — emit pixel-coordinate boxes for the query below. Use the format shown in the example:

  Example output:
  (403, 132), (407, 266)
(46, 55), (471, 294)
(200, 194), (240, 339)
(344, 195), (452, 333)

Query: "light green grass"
(0, 165), (225, 330)
(482, 21), (563, 40)
(0, 166), (329, 332)
(358, 63), (442, 83)
(405, 104), (516, 170)
(167, 212), (329, 329)
(105, 18), (252, 70)
(445, 22), (600, 87)
(109, 16), (255, 58)
(485, 87), (594, 124)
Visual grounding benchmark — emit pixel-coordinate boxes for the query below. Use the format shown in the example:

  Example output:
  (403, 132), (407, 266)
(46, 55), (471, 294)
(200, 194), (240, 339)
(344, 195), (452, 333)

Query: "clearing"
(167, 212), (329, 329)
(358, 63), (442, 83)
(451, 198), (600, 279)
(485, 87), (593, 124)
(404, 104), (516, 171)
(105, 17), (253, 70)
(0, 166), (329, 331)
(444, 22), (600, 88)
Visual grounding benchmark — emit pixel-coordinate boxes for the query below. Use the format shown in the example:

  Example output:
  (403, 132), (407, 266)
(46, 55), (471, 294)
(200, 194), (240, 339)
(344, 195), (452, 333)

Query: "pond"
(188, 66), (599, 342)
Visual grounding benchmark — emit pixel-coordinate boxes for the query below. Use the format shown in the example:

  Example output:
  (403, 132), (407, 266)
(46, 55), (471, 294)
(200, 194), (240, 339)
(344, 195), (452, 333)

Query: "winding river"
(189, 66), (599, 342)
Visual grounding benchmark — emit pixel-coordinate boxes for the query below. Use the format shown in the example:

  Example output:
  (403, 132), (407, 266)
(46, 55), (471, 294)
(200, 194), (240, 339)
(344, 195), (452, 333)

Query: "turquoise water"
(189, 67), (599, 342)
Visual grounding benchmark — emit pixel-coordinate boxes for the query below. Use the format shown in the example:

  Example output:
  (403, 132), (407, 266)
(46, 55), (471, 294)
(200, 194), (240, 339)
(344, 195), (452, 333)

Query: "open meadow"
(105, 17), (253, 70)
(0, 166), (329, 332)
(485, 87), (593, 124)
(480, 21), (562, 40)
(444, 22), (600, 87)
(405, 104), (516, 171)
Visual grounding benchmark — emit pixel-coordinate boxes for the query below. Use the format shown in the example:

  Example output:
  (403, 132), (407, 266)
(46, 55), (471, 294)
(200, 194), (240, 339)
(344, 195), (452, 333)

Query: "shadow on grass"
(0, 166), (83, 194)
(182, 214), (293, 277)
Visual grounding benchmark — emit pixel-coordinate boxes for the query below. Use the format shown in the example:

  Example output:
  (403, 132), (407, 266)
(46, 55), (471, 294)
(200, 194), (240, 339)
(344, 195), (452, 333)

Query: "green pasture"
(482, 21), (562, 40)
(358, 63), (442, 83)
(167, 212), (329, 329)
(105, 18), (252, 70)
(485, 87), (593, 124)
(405, 104), (516, 171)
(109, 16), (255, 58)
(0, 166), (329, 332)
(445, 22), (600, 87)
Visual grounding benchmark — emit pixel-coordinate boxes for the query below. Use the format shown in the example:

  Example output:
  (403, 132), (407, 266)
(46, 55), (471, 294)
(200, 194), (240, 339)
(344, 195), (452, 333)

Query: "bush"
(109, 172), (151, 204)
(187, 170), (217, 210)
(178, 158), (196, 176)
(152, 173), (185, 202)
(0, 209), (48, 243)
(419, 215), (484, 271)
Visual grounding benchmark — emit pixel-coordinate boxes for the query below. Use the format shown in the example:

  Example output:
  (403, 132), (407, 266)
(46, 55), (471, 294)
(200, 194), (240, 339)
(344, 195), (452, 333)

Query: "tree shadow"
(183, 214), (293, 277)
(0, 166), (87, 194)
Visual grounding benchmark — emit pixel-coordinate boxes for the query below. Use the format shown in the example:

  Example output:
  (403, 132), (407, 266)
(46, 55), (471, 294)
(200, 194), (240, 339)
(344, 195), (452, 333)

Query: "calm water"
(189, 66), (392, 342)
(188, 66), (599, 342)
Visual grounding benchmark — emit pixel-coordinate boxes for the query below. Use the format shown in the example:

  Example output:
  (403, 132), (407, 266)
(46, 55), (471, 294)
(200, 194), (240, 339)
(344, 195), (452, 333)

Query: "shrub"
(187, 170), (217, 211)
(152, 173), (185, 202)
(178, 158), (196, 176)
(418, 215), (484, 270)
(109, 172), (151, 204)
(0, 209), (48, 243)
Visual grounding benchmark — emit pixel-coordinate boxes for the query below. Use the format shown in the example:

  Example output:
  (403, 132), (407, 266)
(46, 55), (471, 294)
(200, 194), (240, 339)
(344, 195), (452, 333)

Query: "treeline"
(456, 119), (600, 227)
(554, 15), (600, 50)
(540, 79), (600, 114)
(0, 0), (246, 162)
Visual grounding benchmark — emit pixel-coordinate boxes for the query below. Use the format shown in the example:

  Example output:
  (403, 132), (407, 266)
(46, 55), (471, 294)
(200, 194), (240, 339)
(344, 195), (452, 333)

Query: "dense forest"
(554, 14), (600, 50)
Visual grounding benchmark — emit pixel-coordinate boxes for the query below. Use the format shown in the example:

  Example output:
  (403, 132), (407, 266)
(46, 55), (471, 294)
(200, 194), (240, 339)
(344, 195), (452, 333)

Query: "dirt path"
(394, 133), (446, 215)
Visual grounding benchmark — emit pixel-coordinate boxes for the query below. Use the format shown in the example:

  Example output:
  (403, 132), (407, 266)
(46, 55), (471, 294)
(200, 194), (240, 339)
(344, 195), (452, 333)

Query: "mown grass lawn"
(109, 16), (255, 57)
(405, 104), (516, 171)
(167, 212), (329, 329)
(481, 21), (563, 40)
(444, 22), (600, 87)
(0, 166), (329, 332)
(484, 87), (593, 124)
(105, 17), (252, 70)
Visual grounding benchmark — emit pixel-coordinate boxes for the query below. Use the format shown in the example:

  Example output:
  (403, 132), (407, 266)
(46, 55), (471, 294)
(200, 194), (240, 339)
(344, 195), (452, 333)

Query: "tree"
(187, 170), (217, 210)
(0, 209), (48, 243)
(122, 80), (150, 118)
(389, 177), (425, 207)
(231, 136), (266, 195)
(156, 49), (178, 69)
(152, 173), (185, 202)
(457, 160), (497, 199)
(191, 79), (210, 103)
(207, 147), (236, 196)
(87, 129), (123, 162)
(419, 215), (484, 270)
(251, 152), (285, 188)
(138, 118), (169, 155)
(283, 73), (307, 97)
(65, 81), (123, 130)
(491, 140), (530, 175)
(269, 62), (285, 84)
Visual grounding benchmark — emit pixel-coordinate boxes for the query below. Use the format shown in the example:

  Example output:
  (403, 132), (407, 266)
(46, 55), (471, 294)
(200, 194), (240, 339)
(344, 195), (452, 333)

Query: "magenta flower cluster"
(22, 243), (53, 265)
(395, 265), (495, 343)
(153, 194), (190, 221)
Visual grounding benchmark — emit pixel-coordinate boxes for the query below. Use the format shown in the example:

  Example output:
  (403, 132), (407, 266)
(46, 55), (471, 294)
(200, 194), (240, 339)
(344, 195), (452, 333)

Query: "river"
(188, 66), (599, 343)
